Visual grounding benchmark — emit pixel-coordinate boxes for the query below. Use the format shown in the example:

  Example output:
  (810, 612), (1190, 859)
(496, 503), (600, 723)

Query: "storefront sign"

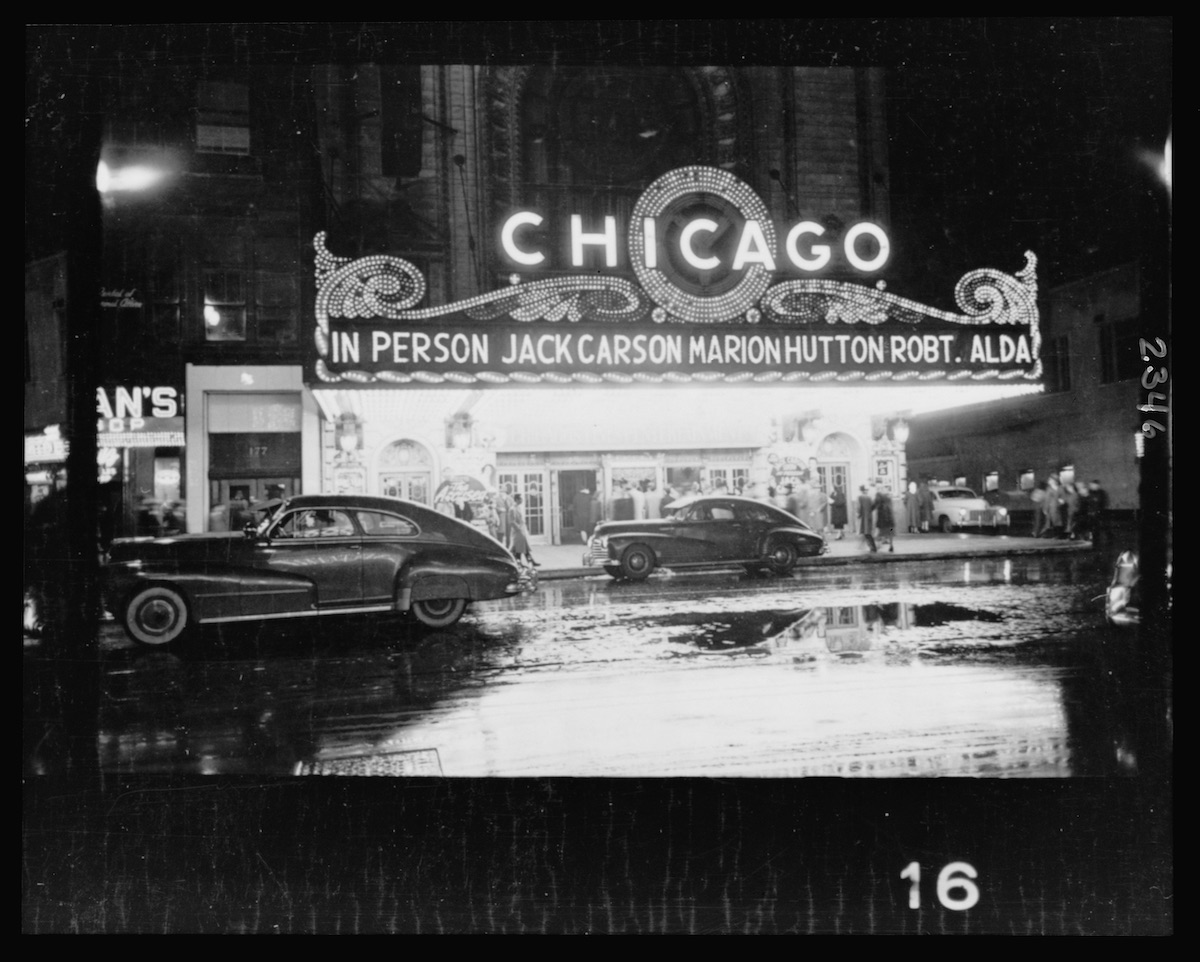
(311, 165), (1041, 387)
(100, 287), (144, 309)
(96, 385), (181, 434)
(24, 431), (67, 464)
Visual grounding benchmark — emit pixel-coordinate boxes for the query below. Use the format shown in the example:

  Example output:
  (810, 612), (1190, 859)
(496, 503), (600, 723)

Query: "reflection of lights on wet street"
(383, 659), (1071, 778)
(76, 554), (1144, 779)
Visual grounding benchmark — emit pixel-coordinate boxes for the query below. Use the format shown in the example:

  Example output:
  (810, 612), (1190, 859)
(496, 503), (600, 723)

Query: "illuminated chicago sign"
(312, 165), (1040, 387)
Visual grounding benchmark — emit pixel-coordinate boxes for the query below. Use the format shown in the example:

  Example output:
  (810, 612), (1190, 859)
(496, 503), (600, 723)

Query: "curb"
(535, 540), (1095, 581)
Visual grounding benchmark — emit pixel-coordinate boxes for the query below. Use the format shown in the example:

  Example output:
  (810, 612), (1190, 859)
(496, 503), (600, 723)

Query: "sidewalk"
(528, 530), (1096, 581)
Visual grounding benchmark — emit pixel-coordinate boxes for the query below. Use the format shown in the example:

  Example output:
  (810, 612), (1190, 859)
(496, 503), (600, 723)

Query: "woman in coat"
(829, 484), (848, 540)
(917, 481), (934, 533)
(509, 494), (538, 566)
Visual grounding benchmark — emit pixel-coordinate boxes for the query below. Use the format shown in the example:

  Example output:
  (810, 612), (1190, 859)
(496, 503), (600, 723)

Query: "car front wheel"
(620, 544), (656, 581)
(939, 515), (954, 533)
(411, 597), (468, 628)
(124, 585), (190, 646)
(765, 539), (799, 575)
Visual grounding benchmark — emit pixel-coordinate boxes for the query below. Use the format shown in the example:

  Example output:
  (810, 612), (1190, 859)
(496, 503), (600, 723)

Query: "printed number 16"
(901, 861), (980, 910)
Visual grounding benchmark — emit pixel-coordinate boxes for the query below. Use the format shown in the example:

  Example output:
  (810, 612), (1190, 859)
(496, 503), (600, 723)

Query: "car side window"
(710, 505), (735, 521)
(355, 510), (419, 538)
(273, 509), (356, 539)
(736, 503), (773, 523)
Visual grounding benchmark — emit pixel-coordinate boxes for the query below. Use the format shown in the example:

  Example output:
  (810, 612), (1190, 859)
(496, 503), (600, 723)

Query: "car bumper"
(509, 566), (538, 592)
(582, 542), (611, 567)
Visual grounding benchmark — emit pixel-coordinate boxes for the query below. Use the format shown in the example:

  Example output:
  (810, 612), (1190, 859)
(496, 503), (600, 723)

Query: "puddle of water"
(636, 602), (1011, 655)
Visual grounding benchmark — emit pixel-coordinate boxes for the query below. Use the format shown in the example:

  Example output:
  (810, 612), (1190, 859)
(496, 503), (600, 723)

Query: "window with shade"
(203, 270), (247, 341)
(196, 81), (251, 155)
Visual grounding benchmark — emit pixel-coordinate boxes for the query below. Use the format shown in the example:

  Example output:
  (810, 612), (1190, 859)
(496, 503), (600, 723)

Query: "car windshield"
(937, 489), (978, 499)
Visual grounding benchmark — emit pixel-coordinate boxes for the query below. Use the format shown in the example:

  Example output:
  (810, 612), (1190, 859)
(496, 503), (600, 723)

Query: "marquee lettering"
(500, 211), (890, 275)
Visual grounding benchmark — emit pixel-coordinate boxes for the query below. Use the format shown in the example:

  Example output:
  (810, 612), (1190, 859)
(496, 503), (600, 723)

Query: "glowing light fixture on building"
(447, 414), (473, 451)
(337, 414), (362, 455)
(800, 418), (821, 446)
(889, 418), (910, 444)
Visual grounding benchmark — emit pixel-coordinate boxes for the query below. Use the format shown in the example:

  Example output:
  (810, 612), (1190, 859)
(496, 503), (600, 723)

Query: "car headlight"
(958, 509), (968, 520)
(995, 506), (1007, 517)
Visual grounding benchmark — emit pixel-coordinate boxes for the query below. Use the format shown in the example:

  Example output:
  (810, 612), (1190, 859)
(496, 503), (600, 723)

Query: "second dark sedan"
(583, 494), (826, 580)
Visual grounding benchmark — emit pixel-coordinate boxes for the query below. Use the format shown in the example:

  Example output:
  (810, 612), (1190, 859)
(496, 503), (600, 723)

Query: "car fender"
(395, 551), (516, 609)
(607, 532), (698, 568)
(602, 532), (675, 556)
(110, 566), (308, 624)
(757, 525), (817, 554)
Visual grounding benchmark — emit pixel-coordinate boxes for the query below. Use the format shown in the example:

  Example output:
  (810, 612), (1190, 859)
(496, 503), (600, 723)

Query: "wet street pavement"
(28, 548), (1156, 779)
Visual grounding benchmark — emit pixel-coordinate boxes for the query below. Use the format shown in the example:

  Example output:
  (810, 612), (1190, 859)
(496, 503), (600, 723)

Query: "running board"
(198, 604), (398, 625)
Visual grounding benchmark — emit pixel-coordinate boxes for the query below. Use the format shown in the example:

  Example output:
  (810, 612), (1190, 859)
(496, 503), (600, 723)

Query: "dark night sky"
(27, 19), (1172, 301)
(879, 18), (1171, 301)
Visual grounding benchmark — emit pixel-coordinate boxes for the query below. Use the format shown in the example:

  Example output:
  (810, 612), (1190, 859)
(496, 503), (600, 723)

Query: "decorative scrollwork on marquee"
(760, 251), (1039, 328)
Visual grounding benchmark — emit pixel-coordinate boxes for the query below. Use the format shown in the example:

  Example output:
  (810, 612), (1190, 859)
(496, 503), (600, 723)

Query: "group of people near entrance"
(1030, 475), (1110, 547)
(476, 488), (538, 567)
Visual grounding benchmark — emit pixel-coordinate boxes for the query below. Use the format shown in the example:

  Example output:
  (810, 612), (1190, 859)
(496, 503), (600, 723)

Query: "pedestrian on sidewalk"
(1063, 480), (1080, 539)
(874, 486), (896, 553)
(905, 480), (920, 533)
(509, 494), (539, 566)
(918, 479), (934, 533)
(857, 485), (877, 553)
(829, 483), (848, 540)
(496, 486), (514, 549)
(1030, 481), (1048, 537)
(1044, 475), (1065, 539)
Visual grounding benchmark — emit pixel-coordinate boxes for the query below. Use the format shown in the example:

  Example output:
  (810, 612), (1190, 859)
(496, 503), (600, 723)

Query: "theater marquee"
(311, 165), (1040, 387)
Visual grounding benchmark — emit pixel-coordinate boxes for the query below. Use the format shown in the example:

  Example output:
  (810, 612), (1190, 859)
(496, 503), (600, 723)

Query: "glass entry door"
(499, 470), (549, 545)
(380, 471), (432, 506)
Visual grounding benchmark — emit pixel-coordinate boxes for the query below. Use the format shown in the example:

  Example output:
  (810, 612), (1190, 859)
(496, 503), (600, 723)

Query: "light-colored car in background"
(928, 485), (1011, 533)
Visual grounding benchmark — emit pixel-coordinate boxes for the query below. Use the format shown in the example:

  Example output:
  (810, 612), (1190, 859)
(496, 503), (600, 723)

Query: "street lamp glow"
(96, 159), (166, 193)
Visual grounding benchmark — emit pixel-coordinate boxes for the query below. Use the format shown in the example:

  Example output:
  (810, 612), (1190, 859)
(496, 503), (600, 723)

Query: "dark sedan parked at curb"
(584, 494), (826, 581)
(103, 494), (535, 645)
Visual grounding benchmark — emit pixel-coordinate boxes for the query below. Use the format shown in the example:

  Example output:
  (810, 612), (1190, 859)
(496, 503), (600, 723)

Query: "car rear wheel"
(620, 544), (656, 581)
(410, 597), (468, 628)
(764, 539), (799, 575)
(124, 585), (190, 646)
